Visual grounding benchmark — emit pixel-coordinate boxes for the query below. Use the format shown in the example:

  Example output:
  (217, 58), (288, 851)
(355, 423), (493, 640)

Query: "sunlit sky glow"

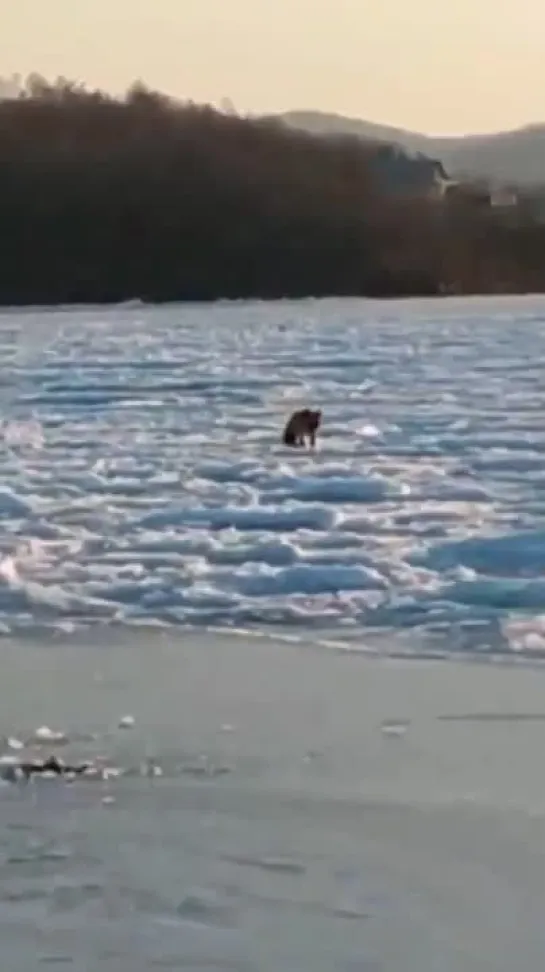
(2, 0), (544, 135)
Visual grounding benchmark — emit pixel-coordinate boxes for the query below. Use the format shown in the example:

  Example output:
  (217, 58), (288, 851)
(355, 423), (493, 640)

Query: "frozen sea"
(2, 295), (545, 656)
(2, 295), (545, 971)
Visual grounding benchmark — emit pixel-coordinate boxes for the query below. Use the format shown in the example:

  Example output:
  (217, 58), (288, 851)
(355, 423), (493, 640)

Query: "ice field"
(2, 295), (545, 657)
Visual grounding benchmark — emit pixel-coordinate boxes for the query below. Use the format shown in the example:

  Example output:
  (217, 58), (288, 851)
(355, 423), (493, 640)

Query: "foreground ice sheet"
(1, 629), (545, 971)
(2, 295), (545, 657)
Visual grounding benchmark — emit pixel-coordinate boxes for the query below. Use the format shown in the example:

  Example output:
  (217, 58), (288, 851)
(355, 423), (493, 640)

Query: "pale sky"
(1, 0), (544, 135)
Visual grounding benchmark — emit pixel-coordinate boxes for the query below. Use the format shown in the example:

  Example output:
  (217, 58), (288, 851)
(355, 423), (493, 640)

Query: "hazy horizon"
(1, 0), (544, 138)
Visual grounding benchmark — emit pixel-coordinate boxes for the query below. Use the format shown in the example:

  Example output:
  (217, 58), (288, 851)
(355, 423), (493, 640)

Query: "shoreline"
(2, 625), (545, 811)
(4, 620), (545, 671)
(1, 291), (545, 312)
(2, 626), (545, 969)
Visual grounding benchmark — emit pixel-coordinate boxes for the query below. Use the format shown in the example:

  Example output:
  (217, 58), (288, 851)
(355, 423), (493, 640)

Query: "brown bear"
(282, 408), (322, 448)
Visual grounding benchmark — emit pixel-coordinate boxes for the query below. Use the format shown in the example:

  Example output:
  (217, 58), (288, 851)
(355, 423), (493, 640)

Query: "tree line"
(0, 75), (543, 305)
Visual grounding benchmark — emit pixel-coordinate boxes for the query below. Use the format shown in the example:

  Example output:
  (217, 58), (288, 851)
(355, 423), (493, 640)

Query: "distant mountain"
(279, 111), (545, 188)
